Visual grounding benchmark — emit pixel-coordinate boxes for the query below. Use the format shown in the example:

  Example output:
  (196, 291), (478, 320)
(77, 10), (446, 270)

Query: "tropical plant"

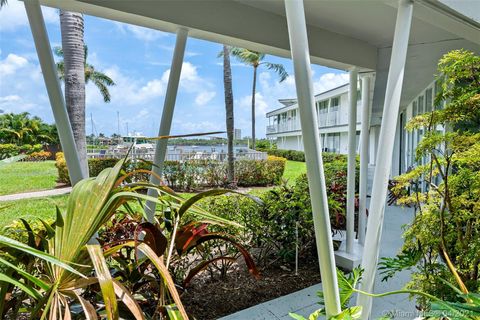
(229, 48), (288, 149)
(0, 112), (58, 146)
(0, 155), (260, 319)
(381, 49), (480, 308)
(290, 267), (480, 320)
(221, 45), (235, 186)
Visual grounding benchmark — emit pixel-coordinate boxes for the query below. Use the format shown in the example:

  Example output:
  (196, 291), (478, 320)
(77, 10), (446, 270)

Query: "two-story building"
(266, 78), (442, 176)
(267, 81), (377, 166)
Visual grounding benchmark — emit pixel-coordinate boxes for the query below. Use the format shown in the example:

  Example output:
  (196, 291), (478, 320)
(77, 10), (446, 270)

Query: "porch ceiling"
(32, 0), (480, 108)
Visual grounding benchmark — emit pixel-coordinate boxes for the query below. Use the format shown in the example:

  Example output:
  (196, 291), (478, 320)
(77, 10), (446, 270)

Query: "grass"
(282, 160), (306, 184)
(0, 161), (58, 196)
(0, 195), (68, 230)
(0, 160), (306, 229)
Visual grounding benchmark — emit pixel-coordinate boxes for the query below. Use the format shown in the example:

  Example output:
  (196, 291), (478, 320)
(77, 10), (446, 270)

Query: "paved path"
(220, 204), (416, 320)
(0, 187), (72, 202)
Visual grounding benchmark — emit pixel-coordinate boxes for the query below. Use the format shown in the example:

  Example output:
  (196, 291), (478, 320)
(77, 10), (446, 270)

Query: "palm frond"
(229, 47), (261, 65)
(263, 62), (289, 82)
(93, 79), (111, 103)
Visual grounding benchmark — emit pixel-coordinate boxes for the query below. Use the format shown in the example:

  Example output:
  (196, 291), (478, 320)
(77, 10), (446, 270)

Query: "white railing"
(87, 151), (268, 161)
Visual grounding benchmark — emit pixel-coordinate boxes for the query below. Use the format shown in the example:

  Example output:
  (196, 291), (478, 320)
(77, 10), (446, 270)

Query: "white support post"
(346, 68), (358, 254)
(284, 0), (341, 317)
(358, 74), (372, 245)
(24, 0), (86, 185)
(357, 0), (413, 318)
(144, 28), (188, 221)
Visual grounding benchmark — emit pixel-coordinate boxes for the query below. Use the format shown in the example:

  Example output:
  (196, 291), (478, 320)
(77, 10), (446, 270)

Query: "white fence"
(87, 150), (268, 161)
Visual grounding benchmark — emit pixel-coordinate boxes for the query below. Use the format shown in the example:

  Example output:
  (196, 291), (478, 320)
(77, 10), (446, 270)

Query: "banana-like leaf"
(55, 160), (125, 280)
(87, 245), (119, 320)
(175, 224), (259, 279)
(0, 235), (85, 278)
(134, 222), (168, 258)
(0, 273), (41, 300)
(72, 291), (97, 320)
(165, 304), (183, 320)
(0, 256), (49, 290)
(136, 243), (188, 320)
(112, 279), (145, 320)
(183, 256), (237, 287)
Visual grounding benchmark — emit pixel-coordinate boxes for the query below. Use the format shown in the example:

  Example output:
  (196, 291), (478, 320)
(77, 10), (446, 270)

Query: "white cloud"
(173, 119), (223, 134)
(313, 72), (349, 93)
(195, 91), (216, 106)
(114, 22), (168, 42)
(0, 0), (58, 32)
(0, 53), (28, 76)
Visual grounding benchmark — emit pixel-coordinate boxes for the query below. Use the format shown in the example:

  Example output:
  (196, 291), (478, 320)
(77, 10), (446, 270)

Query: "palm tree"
(0, 0), (7, 8)
(230, 48), (288, 149)
(54, 45), (115, 102)
(221, 45), (235, 186)
(59, 10), (88, 175)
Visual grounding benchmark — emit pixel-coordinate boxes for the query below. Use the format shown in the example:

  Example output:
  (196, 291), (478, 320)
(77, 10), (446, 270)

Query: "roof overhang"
(27, 0), (480, 108)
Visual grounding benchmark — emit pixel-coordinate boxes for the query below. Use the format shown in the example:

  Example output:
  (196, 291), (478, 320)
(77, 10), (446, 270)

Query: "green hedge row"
(0, 144), (43, 160)
(56, 153), (286, 190)
(261, 148), (352, 166)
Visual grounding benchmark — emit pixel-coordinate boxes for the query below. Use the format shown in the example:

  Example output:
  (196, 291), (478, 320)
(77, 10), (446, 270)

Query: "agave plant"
(0, 157), (261, 319)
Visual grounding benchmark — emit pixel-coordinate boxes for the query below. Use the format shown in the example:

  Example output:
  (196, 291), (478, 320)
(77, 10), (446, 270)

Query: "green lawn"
(0, 161), (58, 196)
(0, 160), (306, 229)
(0, 195), (68, 230)
(283, 160), (306, 184)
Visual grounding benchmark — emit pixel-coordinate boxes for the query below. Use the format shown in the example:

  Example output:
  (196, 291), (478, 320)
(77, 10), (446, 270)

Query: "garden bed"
(182, 259), (322, 320)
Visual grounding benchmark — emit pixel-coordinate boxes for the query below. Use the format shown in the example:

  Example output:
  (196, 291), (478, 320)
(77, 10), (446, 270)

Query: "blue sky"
(0, 1), (349, 138)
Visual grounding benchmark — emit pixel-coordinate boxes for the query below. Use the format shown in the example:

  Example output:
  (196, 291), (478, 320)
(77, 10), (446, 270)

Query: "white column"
(24, 0), (86, 185)
(357, 0), (413, 318)
(358, 74), (372, 245)
(144, 28), (188, 221)
(284, 0), (341, 316)
(346, 68), (358, 253)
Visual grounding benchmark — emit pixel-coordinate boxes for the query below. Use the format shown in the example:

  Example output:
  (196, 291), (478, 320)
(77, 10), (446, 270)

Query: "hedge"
(0, 144), (43, 160)
(56, 153), (286, 190)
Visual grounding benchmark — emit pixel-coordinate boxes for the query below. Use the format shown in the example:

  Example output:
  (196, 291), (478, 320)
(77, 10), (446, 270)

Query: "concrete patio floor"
(220, 203), (416, 320)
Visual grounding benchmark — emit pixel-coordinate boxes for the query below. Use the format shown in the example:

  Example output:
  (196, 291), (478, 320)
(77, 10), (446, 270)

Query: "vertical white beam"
(284, 0), (341, 316)
(24, 0), (85, 185)
(144, 28), (188, 221)
(357, 0), (413, 318)
(346, 68), (358, 254)
(358, 74), (372, 245)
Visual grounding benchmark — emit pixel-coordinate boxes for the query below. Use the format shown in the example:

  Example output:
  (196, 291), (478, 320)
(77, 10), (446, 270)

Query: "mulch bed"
(181, 259), (322, 320)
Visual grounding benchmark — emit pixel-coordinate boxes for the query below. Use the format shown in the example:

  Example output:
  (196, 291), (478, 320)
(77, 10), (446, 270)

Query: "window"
(418, 95), (424, 114)
(331, 97), (340, 109)
(412, 101), (418, 117)
(357, 89), (361, 101)
(318, 100), (328, 113)
(425, 88), (433, 112)
(291, 109), (296, 118)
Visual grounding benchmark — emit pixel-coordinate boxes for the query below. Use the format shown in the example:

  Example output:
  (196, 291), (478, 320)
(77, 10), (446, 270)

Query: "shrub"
(0, 144), (19, 160)
(55, 153), (286, 189)
(204, 155), (356, 265)
(24, 151), (52, 161)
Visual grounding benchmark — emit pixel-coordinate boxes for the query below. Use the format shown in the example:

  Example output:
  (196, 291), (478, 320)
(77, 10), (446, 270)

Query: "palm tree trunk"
(60, 11), (88, 177)
(251, 65), (257, 150)
(223, 45), (235, 186)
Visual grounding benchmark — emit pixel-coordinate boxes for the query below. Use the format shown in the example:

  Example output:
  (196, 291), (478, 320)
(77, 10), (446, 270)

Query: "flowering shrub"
(0, 143), (43, 160)
(24, 151), (52, 161)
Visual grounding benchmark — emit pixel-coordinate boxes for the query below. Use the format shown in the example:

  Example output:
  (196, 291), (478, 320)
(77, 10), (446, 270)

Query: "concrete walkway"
(0, 187), (72, 202)
(221, 204), (416, 320)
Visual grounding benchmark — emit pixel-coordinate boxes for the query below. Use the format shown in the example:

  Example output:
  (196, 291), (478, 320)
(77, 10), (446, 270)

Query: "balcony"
(266, 120), (300, 134)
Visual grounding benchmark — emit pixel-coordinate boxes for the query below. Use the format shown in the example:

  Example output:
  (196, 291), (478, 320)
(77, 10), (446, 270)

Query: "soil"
(181, 259), (322, 320)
